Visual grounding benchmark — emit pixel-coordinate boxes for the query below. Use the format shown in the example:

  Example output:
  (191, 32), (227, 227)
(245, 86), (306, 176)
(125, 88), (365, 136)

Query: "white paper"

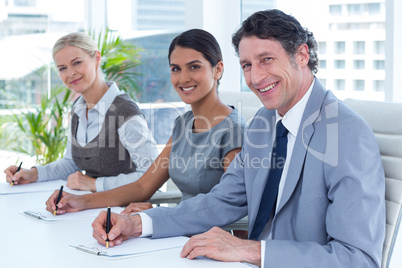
(0, 180), (91, 195)
(70, 236), (189, 259)
(20, 206), (122, 223)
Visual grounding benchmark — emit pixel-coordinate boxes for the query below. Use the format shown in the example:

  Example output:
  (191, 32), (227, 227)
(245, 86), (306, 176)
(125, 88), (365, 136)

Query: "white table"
(0, 191), (247, 268)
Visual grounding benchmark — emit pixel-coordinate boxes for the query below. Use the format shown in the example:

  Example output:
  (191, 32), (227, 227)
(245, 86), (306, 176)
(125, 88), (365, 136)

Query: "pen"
(10, 161), (23, 187)
(106, 206), (111, 249)
(53, 185), (64, 216)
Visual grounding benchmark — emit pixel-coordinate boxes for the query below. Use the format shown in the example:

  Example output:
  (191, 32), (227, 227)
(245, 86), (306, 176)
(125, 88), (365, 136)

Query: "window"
(354, 80), (365, 91)
(241, 0), (275, 20)
(329, 5), (342, 16)
(354, 41), (365, 54)
(374, 41), (385, 54)
(353, 60), (365, 70)
(14, 0), (36, 7)
(318, 42), (327, 54)
(348, 4), (362, 15)
(373, 80), (385, 92)
(319, 60), (326, 69)
(373, 60), (385, 70)
(334, 60), (345, 69)
(334, 79), (345, 91)
(334, 41), (345, 54)
(368, 3), (381, 15)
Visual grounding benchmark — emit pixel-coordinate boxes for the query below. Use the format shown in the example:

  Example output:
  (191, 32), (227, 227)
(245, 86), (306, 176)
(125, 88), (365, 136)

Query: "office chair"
(344, 98), (402, 268)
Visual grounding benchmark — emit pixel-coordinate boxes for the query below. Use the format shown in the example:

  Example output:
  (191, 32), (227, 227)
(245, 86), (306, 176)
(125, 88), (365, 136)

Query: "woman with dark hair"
(45, 29), (246, 214)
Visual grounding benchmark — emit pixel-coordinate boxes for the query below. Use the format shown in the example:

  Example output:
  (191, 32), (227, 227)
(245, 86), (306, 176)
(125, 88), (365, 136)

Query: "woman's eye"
(73, 61), (81, 65)
(190, 65), (200, 70)
(171, 66), (179, 72)
(59, 67), (66, 72)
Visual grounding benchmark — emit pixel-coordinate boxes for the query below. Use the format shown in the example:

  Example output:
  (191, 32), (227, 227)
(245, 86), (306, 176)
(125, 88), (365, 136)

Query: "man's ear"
(297, 44), (310, 67)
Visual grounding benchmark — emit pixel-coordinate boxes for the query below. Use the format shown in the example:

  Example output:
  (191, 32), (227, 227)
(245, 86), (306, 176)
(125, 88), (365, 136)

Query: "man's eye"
(242, 63), (251, 70)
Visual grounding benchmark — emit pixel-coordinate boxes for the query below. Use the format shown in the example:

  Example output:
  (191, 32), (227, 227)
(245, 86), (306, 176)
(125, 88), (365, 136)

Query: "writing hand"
(4, 165), (38, 185)
(92, 212), (143, 248)
(45, 190), (84, 214)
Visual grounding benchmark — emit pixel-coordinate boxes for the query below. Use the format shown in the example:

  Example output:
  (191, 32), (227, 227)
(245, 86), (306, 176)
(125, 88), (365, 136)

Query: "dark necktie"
(249, 120), (288, 240)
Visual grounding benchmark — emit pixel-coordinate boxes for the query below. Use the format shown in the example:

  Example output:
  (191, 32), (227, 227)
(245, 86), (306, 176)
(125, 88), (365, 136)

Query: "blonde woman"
(5, 32), (158, 192)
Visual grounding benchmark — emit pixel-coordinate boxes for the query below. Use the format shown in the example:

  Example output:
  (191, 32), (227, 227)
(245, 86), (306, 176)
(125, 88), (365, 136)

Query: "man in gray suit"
(93, 9), (385, 267)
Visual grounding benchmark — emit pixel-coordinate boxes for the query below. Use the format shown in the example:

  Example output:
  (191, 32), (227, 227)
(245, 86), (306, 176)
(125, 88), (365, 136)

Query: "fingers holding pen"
(92, 212), (143, 247)
(45, 189), (74, 214)
(92, 211), (122, 247)
(4, 164), (37, 185)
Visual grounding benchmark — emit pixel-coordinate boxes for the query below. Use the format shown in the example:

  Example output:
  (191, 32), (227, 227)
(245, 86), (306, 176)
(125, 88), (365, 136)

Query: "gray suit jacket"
(146, 79), (386, 267)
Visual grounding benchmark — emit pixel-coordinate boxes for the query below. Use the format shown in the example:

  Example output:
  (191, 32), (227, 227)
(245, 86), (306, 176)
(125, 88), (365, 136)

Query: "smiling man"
(92, 9), (385, 267)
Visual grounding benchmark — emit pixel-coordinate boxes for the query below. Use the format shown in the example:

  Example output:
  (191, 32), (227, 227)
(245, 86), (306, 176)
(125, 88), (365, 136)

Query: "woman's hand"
(120, 202), (153, 215)
(67, 171), (96, 192)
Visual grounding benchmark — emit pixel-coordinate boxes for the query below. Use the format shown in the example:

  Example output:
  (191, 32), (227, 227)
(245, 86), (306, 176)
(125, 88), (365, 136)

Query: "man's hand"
(92, 212), (143, 247)
(120, 202), (153, 215)
(180, 227), (261, 266)
(67, 171), (96, 192)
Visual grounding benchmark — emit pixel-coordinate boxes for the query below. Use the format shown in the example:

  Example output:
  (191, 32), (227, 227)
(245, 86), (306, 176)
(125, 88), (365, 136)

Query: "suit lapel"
(276, 80), (328, 214)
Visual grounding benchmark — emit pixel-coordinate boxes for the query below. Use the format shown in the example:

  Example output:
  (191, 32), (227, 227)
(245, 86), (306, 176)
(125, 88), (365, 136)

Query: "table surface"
(0, 190), (248, 268)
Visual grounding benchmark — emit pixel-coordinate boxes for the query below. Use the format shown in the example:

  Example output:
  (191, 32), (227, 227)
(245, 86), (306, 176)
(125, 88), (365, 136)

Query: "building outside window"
(334, 60), (346, 69)
(354, 80), (365, 91)
(318, 41), (327, 54)
(319, 60), (327, 69)
(374, 80), (385, 92)
(354, 41), (365, 54)
(374, 40), (385, 54)
(335, 79), (346, 91)
(354, 60), (365, 69)
(329, 4), (342, 16)
(334, 41), (346, 54)
(373, 60), (385, 70)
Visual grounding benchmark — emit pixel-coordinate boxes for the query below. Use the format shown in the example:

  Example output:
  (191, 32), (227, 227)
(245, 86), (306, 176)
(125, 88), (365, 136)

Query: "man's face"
(239, 36), (309, 116)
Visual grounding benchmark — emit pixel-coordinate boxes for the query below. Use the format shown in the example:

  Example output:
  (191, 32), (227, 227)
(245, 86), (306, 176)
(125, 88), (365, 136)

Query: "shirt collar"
(276, 77), (315, 137)
(73, 81), (119, 117)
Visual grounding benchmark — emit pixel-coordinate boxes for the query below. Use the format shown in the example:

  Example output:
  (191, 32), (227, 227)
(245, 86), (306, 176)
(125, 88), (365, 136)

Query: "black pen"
(53, 185), (64, 216)
(106, 206), (111, 249)
(11, 162), (23, 187)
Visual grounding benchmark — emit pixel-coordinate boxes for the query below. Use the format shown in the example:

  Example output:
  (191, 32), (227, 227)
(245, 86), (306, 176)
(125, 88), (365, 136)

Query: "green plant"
(2, 85), (74, 165)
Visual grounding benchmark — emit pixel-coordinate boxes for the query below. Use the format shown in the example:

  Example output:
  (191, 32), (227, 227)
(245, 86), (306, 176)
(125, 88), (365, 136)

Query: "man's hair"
(232, 9), (319, 74)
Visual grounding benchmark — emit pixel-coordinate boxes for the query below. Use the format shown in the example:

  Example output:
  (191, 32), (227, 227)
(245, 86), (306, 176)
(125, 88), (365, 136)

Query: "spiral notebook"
(69, 236), (189, 259)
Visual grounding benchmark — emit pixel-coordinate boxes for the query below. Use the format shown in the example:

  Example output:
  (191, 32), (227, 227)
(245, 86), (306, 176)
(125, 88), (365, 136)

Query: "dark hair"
(168, 29), (223, 68)
(232, 9), (319, 74)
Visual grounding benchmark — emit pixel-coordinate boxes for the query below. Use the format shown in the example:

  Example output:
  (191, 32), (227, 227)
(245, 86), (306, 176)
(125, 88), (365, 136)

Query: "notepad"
(20, 206), (122, 223)
(0, 179), (90, 195)
(69, 236), (189, 259)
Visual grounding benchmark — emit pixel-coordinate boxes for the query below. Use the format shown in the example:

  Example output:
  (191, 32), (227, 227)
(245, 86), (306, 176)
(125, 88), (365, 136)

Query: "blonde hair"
(52, 32), (98, 60)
